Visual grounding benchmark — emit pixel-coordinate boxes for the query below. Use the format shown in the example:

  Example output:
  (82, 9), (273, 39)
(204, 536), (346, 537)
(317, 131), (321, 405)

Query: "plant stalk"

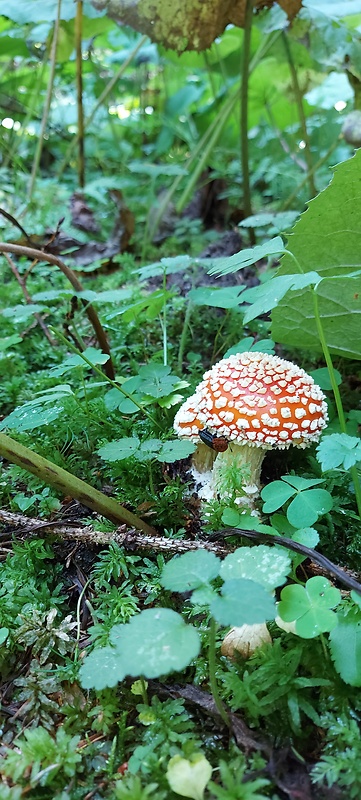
(75, 0), (85, 188)
(51, 325), (163, 430)
(28, 0), (62, 200)
(312, 288), (361, 520)
(57, 35), (148, 179)
(240, 0), (254, 236)
(208, 618), (231, 728)
(282, 31), (316, 199)
(0, 433), (157, 536)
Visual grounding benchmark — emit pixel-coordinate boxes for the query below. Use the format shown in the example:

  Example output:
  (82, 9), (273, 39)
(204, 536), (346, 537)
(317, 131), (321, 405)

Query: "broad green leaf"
(136, 255), (193, 281)
(136, 439), (163, 461)
(287, 489), (333, 528)
(309, 367), (342, 390)
(97, 438), (140, 461)
(110, 609), (200, 678)
(50, 347), (109, 376)
(104, 378), (142, 414)
(351, 590), (361, 608)
(242, 272), (321, 324)
(329, 608), (361, 686)
(79, 645), (126, 690)
(272, 150), (361, 359)
(2, 304), (44, 322)
(272, 277), (361, 359)
(303, 0), (361, 17)
(32, 290), (73, 302)
(292, 527), (320, 549)
(207, 237), (285, 276)
(211, 578), (275, 627)
(278, 577), (341, 638)
(239, 211), (298, 231)
(158, 440), (196, 462)
(261, 481), (296, 513)
(316, 433), (361, 471)
(77, 289), (132, 304)
(188, 286), (245, 309)
(128, 160), (187, 177)
(161, 550), (221, 592)
(0, 404), (64, 432)
(220, 545), (290, 591)
(0, 335), (22, 352)
(166, 754), (212, 800)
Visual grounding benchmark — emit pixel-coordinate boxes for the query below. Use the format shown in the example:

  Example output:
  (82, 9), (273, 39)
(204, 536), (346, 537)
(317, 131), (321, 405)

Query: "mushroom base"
(210, 443), (268, 507)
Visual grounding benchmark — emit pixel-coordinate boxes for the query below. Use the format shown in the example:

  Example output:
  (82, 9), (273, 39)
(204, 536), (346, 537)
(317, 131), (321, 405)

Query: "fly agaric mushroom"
(174, 352), (328, 505)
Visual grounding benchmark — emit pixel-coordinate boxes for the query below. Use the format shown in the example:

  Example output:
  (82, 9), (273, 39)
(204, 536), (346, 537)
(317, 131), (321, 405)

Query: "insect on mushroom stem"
(174, 352), (328, 508)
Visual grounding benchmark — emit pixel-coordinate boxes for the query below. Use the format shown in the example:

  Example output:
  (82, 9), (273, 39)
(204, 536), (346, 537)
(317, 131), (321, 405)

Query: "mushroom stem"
(190, 443), (217, 499)
(211, 443), (267, 506)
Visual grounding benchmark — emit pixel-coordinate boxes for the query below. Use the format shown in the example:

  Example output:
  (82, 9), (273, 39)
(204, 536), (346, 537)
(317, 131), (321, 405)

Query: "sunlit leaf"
(110, 609), (200, 678)
(211, 578), (275, 627)
(278, 577), (341, 638)
(220, 545), (290, 590)
(207, 237), (285, 276)
(316, 433), (361, 471)
(161, 550), (221, 592)
(166, 754), (212, 800)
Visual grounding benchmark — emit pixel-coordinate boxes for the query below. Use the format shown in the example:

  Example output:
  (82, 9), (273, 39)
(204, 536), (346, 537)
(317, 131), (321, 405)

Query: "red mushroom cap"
(174, 352), (328, 449)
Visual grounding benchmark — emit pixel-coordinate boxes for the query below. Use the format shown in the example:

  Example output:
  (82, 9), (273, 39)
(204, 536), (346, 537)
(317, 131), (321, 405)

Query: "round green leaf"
(161, 550), (221, 592)
(329, 609), (361, 686)
(79, 645), (126, 690)
(210, 578), (275, 627)
(112, 608), (200, 678)
(220, 545), (290, 591)
(287, 489), (333, 527)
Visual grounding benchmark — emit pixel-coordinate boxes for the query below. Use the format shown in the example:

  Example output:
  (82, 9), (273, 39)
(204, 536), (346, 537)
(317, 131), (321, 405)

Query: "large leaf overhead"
(271, 149), (361, 359)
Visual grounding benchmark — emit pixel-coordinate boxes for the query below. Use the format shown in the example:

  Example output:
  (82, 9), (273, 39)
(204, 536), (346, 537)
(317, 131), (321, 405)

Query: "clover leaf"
(261, 476), (333, 527)
(277, 576), (341, 638)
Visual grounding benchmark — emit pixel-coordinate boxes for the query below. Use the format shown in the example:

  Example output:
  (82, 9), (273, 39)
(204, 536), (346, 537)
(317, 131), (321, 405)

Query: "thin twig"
(0, 241), (114, 379)
(3, 252), (56, 345)
(1, 508), (360, 594)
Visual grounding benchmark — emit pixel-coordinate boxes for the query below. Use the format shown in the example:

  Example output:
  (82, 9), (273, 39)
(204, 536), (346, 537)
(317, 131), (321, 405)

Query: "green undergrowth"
(1, 4), (361, 793)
